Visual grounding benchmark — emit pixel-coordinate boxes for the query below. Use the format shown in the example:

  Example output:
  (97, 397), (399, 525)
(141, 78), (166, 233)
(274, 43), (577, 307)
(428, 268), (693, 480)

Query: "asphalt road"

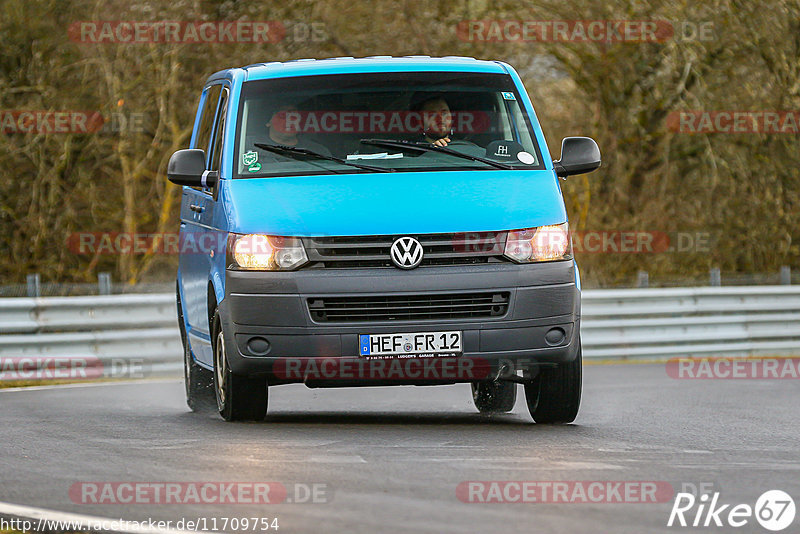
(1, 363), (798, 534)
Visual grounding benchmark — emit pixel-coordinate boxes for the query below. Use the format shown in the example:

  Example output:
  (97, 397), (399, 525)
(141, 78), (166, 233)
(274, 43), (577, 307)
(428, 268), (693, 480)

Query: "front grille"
(302, 232), (508, 269)
(307, 292), (510, 322)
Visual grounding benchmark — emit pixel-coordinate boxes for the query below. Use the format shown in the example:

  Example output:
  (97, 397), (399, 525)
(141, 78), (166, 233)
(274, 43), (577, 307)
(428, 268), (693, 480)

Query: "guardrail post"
(780, 266), (791, 285)
(98, 272), (112, 295)
(637, 271), (649, 288)
(709, 267), (721, 286)
(26, 273), (41, 297)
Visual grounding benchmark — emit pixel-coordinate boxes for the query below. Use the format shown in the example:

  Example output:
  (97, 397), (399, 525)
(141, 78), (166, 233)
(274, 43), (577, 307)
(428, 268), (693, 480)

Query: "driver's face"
(421, 99), (453, 137)
(268, 105), (299, 135)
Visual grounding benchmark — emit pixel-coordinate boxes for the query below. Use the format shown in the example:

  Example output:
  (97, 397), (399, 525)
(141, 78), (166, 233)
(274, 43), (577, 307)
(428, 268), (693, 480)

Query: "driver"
(411, 95), (454, 147)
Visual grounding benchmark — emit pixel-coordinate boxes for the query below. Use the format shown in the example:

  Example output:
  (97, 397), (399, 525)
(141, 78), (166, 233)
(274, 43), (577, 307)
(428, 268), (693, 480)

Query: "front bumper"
(219, 260), (581, 385)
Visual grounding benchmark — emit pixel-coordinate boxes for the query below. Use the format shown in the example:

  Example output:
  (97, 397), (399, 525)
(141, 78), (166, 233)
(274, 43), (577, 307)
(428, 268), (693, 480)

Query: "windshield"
(233, 71), (545, 177)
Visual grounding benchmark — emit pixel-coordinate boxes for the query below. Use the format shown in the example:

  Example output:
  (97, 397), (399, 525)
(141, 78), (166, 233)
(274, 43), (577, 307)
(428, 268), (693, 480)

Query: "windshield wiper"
(360, 138), (515, 170)
(254, 143), (394, 173)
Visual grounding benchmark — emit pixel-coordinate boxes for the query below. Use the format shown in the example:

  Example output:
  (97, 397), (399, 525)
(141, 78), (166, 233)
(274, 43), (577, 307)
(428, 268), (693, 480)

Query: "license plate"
(359, 331), (462, 358)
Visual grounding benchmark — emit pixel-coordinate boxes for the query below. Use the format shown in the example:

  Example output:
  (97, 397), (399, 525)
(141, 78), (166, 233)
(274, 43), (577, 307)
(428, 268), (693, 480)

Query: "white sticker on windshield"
(346, 152), (403, 160)
(517, 151), (535, 165)
(242, 151), (258, 166)
(501, 92), (516, 101)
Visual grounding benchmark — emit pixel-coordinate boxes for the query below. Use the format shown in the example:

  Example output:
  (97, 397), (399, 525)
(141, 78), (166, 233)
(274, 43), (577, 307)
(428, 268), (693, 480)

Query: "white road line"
(0, 501), (192, 534)
(307, 455), (367, 463)
(416, 458), (624, 469)
(0, 378), (180, 393)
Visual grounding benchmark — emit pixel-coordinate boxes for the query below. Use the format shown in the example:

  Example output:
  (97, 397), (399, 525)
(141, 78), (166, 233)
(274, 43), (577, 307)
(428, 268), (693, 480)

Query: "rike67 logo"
(668, 490), (796, 531)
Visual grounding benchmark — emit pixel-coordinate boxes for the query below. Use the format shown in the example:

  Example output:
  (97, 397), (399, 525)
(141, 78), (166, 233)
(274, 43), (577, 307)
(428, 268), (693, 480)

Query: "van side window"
(194, 84), (222, 157)
(210, 88), (229, 172)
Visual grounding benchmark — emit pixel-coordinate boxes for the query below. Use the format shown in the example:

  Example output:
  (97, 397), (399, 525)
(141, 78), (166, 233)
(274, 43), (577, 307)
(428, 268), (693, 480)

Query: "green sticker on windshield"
(248, 162), (262, 173)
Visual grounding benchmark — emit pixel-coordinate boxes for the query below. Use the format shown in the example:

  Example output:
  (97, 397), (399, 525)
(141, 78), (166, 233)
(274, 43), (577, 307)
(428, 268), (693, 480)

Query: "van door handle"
(189, 204), (204, 213)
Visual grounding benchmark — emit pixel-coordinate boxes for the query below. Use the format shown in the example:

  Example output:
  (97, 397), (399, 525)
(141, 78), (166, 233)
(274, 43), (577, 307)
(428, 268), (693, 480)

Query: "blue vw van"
(169, 56), (600, 422)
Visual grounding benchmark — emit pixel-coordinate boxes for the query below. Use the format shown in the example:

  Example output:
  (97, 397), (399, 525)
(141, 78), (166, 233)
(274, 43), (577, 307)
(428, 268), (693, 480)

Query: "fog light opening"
(544, 328), (566, 346)
(246, 336), (271, 356)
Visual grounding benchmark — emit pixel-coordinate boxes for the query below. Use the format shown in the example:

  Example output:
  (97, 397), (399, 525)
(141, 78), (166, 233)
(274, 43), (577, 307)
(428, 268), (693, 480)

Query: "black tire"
(177, 284), (215, 412)
(471, 381), (517, 413)
(524, 344), (582, 424)
(211, 309), (268, 422)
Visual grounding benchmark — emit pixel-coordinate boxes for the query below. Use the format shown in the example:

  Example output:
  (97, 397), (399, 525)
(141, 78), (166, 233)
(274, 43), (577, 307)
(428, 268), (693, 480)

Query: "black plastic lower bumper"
(219, 261), (581, 385)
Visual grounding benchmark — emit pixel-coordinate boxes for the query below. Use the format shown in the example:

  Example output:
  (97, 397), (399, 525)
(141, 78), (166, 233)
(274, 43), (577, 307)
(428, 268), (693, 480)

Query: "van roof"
(206, 56), (510, 83)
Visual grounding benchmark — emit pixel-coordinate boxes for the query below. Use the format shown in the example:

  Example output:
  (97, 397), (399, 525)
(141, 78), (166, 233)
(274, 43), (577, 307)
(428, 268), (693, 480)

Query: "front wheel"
(524, 344), (582, 424)
(212, 310), (268, 422)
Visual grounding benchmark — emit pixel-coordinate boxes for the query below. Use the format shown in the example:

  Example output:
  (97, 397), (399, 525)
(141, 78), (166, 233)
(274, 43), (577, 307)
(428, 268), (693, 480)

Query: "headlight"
(504, 222), (571, 262)
(227, 234), (308, 271)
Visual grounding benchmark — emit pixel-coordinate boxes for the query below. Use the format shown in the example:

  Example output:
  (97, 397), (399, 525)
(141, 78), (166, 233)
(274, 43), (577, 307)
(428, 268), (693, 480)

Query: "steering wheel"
(445, 139), (479, 147)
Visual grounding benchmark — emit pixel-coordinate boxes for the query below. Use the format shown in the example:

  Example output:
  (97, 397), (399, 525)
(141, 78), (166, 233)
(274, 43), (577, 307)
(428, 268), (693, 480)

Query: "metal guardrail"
(581, 286), (800, 359)
(0, 294), (177, 334)
(1, 286), (799, 379)
(0, 294), (181, 378)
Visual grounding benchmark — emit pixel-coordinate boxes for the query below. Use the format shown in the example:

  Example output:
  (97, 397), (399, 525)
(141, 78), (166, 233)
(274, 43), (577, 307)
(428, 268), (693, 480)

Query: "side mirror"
(553, 137), (601, 178)
(167, 149), (218, 188)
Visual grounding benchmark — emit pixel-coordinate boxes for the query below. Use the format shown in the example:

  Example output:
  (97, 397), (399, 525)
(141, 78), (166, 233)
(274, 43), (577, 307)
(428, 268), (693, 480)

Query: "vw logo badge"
(390, 237), (424, 269)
